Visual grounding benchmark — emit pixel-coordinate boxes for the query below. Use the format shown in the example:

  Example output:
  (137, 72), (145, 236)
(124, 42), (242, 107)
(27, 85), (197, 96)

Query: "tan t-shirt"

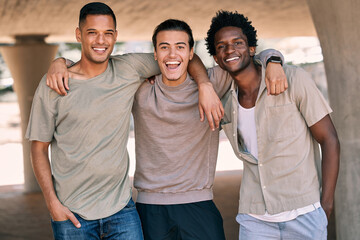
(25, 53), (160, 220)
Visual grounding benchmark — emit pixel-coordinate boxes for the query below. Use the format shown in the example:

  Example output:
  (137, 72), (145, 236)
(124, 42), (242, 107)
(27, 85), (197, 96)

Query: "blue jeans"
(236, 207), (328, 240)
(51, 198), (143, 240)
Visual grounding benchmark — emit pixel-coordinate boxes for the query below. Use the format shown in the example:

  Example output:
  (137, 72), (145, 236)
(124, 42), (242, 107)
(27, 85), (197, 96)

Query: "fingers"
(211, 109), (220, 129)
(265, 78), (271, 95)
(199, 104), (204, 122)
(270, 81), (276, 95)
(218, 103), (224, 119)
(46, 74), (68, 96)
(267, 77), (287, 96)
(284, 77), (288, 90)
(56, 74), (67, 96)
(64, 72), (70, 91)
(67, 212), (81, 228)
(205, 111), (215, 131)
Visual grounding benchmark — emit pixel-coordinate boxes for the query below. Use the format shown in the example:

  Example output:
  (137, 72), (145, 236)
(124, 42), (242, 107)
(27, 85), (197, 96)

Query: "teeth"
(166, 61), (180, 65)
(226, 57), (239, 62)
(93, 48), (106, 51)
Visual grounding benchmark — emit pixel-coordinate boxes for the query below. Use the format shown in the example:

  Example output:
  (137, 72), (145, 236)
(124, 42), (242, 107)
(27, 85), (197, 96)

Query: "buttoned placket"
(255, 66), (270, 212)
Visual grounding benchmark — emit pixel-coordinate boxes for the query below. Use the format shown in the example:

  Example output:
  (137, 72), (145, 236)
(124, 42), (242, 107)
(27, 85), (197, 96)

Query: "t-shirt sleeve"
(207, 65), (232, 98)
(112, 53), (161, 81)
(289, 65), (332, 127)
(25, 76), (56, 142)
(254, 49), (284, 66)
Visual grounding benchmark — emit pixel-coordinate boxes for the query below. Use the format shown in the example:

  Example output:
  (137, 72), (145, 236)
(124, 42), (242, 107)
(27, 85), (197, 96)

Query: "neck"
(232, 61), (261, 96)
(231, 61), (262, 108)
(162, 73), (187, 87)
(75, 55), (109, 79)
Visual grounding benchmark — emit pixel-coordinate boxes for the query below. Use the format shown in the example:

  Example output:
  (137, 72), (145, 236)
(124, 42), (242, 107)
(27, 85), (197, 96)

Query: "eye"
(177, 45), (185, 49)
(160, 46), (168, 50)
(234, 40), (245, 46)
(88, 31), (96, 35)
(105, 32), (113, 36)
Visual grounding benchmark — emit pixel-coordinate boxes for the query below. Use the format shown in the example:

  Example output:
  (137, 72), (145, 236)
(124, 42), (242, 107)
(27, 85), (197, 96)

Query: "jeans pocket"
(125, 198), (136, 209)
(319, 207), (329, 227)
(51, 218), (71, 224)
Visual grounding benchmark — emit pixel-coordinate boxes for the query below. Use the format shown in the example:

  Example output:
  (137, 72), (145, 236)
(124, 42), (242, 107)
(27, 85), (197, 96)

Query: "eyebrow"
(158, 42), (187, 46)
(86, 28), (115, 32)
(215, 37), (244, 45)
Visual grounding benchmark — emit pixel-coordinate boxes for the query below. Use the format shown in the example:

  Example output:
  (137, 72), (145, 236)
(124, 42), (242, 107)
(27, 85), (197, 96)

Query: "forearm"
(30, 142), (59, 208)
(188, 54), (210, 85)
(320, 135), (340, 207)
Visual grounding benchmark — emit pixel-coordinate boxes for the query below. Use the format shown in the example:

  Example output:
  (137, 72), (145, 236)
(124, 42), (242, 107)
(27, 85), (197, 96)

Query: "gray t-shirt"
(132, 67), (232, 204)
(26, 53), (159, 220)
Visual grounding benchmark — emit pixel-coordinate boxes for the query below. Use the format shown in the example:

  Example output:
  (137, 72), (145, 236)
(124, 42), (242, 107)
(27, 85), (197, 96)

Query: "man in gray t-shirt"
(132, 20), (284, 240)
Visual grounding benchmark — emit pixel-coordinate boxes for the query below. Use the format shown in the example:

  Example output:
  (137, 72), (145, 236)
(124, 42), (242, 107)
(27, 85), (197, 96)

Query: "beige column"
(306, 1), (360, 239)
(0, 35), (58, 192)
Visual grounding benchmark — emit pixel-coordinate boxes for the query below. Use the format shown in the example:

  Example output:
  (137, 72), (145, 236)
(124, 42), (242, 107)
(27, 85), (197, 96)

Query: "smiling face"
(213, 26), (255, 76)
(76, 14), (117, 64)
(154, 30), (194, 86)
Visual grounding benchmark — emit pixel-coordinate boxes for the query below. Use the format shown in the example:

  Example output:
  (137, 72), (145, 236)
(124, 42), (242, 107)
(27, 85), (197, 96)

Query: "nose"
(169, 46), (176, 58)
(225, 44), (235, 54)
(96, 33), (105, 44)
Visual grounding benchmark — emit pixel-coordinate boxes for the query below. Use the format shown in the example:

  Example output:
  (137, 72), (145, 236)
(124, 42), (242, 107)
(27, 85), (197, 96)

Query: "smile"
(165, 61), (181, 70)
(92, 47), (107, 53)
(225, 56), (239, 62)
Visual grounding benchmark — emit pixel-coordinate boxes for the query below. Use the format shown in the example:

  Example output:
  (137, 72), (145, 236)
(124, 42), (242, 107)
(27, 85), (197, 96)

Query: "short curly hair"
(205, 10), (257, 56)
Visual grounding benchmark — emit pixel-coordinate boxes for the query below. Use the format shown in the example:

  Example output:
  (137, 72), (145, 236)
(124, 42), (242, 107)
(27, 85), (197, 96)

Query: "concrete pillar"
(306, 1), (360, 239)
(0, 35), (58, 192)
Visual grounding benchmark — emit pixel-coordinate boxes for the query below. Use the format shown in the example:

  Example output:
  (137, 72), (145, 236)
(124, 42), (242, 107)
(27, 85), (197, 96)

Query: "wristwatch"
(266, 56), (283, 66)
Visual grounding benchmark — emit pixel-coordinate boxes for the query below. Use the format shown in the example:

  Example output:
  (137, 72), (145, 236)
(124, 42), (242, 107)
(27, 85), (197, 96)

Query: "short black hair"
(205, 10), (257, 56)
(152, 19), (194, 50)
(79, 2), (116, 29)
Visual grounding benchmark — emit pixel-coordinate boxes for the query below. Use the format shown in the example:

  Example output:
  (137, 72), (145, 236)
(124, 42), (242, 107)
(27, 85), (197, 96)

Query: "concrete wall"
(307, 1), (360, 239)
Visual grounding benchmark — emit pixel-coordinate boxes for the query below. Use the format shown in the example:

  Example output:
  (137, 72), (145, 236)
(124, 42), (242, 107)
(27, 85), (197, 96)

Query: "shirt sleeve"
(25, 76), (56, 142)
(254, 49), (284, 66)
(112, 53), (161, 80)
(207, 65), (233, 98)
(289, 65), (332, 127)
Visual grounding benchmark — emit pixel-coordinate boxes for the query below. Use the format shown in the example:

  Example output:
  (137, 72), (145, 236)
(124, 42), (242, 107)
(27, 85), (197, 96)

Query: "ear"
(114, 30), (118, 41)
(249, 46), (256, 57)
(154, 51), (157, 61)
(76, 27), (81, 43)
(213, 55), (219, 64)
(189, 48), (194, 61)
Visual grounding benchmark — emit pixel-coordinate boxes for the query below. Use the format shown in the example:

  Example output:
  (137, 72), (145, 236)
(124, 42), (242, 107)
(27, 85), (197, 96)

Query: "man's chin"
(91, 57), (110, 64)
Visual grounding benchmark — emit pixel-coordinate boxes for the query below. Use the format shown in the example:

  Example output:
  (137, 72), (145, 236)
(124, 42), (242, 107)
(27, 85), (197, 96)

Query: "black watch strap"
(266, 56), (283, 66)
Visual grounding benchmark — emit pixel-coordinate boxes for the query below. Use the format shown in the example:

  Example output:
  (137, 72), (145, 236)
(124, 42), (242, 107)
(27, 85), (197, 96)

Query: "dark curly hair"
(205, 10), (257, 56)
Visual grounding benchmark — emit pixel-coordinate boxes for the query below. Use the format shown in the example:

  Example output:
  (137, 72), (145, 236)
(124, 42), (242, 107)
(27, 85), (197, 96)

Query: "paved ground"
(0, 171), (337, 240)
(0, 172), (241, 240)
